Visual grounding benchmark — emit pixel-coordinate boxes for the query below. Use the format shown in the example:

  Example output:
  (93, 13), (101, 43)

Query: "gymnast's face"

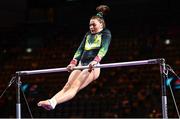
(89, 19), (103, 34)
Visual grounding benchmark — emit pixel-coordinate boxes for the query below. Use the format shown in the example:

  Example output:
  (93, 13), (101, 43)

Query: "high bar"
(16, 58), (162, 76)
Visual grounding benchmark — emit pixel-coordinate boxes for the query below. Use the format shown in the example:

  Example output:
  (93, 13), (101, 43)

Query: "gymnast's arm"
(67, 35), (86, 71)
(89, 29), (112, 69)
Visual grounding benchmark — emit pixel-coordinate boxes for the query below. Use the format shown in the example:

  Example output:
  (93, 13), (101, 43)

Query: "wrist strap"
(70, 59), (77, 65)
(93, 56), (101, 62)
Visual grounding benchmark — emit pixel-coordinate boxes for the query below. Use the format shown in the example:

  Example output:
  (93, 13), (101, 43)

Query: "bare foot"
(37, 100), (53, 110)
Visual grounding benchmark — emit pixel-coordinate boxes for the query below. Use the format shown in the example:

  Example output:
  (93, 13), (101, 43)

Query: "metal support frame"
(15, 58), (168, 118)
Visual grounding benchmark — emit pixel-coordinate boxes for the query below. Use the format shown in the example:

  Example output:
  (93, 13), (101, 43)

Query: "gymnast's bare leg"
(37, 67), (100, 110)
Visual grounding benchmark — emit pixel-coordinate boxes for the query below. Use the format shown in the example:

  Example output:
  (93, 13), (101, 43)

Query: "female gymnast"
(37, 5), (111, 110)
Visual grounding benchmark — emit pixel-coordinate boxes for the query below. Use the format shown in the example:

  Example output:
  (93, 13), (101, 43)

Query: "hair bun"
(96, 5), (110, 15)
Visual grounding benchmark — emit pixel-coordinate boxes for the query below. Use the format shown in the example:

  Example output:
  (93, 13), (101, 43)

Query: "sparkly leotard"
(73, 28), (111, 66)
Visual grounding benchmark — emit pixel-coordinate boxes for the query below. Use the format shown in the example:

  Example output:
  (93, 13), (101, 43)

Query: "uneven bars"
(16, 58), (160, 76)
(15, 58), (168, 119)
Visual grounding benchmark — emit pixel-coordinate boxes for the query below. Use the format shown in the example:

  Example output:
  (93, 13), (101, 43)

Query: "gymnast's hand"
(88, 61), (98, 72)
(67, 64), (76, 72)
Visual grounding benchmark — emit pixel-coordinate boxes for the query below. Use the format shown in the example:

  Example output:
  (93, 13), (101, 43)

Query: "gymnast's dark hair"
(91, 5), (110, 28)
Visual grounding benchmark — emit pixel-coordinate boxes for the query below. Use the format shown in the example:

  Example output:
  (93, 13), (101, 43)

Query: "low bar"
(16, 58), (160, 76)
(15, 58), (168, 119)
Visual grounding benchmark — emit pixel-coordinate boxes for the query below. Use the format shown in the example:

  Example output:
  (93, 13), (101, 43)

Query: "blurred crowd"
(0, 29), (179, 118)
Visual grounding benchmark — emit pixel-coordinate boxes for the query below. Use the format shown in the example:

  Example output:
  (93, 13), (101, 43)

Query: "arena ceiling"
(0, 0), (179, 36)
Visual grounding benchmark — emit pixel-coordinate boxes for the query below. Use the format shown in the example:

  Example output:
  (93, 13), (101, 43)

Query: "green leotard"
(73, 28), (111, 66)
